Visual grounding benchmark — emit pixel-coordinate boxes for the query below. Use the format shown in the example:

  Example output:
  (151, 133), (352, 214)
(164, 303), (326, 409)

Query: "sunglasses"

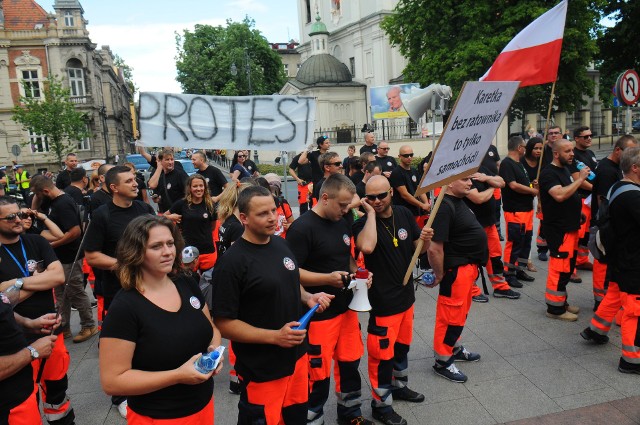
(0, 212), (29, 221)
(329, 161), (342, 167)
(365, 189), (391, 201)
(237, 155), (246, 158)
(578, 134), (592, 139)
(400, 153), (414, 158)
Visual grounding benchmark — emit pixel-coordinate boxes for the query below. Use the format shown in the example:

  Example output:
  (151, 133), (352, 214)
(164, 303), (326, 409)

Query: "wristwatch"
(26, 345), (39, 360)
(14, 279), (24, 290)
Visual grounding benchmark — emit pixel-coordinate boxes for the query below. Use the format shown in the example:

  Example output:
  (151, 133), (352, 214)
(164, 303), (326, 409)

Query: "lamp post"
(230, 47), (258, 163)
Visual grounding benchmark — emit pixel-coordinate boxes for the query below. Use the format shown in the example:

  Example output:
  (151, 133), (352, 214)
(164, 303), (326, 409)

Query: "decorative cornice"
(14, 50), (40, 66)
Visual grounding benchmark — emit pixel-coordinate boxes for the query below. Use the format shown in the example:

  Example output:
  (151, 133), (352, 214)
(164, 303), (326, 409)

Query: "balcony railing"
(70, 96), (92, 104)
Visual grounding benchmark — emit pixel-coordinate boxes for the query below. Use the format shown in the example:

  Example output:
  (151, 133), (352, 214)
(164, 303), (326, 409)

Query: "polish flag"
(480, 0), (568, 87)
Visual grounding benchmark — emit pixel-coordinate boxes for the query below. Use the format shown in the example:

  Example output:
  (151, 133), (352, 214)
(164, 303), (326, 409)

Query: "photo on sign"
(370, 83), (419, 120)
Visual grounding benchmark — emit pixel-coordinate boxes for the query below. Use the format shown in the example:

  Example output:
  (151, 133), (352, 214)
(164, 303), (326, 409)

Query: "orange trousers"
(6, 388), (41, 425)
(545, 231), (578, 315)
(31, 336), (74, 424)
(127, 398), (214, 424)
(297, 183), (311, 214)
(484, 224), (510, 291)
(434, 264), (477, 366)
(503, 210), (534, 275)
(367, 306), (414, 410)
(238, 355), (308, 425)
(592, 259), (608, 304)
(620, 294), (640, 370)
(576, 200), (592, 266)
(307, 310), (364, 423)
(589, 281), (626, 336)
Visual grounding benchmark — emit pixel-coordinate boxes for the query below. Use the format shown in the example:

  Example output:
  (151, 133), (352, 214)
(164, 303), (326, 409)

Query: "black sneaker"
(580, 327), (609, 345)
(505, 275), (523, 288)
(472, 294), (489, 303)
(516, 270), (535, 282)
(372, 408), (407, 425)
(493, 289), (521, 299)
(392, 386), (425, 403)
(538, 252), (548, 261)
(337, 415), (374, 425)
(433, 363), (467, 383)
(453, 346), (481, 362)
(228, 380), (241, 395)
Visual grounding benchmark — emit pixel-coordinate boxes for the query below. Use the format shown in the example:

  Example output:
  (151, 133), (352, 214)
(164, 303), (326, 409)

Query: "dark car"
(632, 120), (640, 132)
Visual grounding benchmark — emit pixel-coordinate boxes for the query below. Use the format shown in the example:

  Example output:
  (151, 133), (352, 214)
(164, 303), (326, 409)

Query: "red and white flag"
(480, 0), (568, 87)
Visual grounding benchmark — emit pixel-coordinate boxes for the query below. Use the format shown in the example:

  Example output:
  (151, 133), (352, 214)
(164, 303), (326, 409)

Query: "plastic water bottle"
(420, 269), (436, 286)
(576, 161), (595, 181)
(0, 284), (21, 308)
(292, 304), (320, 330)
(194, 346), (225, 374)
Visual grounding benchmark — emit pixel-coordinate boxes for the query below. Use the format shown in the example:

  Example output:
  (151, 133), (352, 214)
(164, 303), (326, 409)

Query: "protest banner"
(138, 92), (316, 151)
(402, 81), (519, 285)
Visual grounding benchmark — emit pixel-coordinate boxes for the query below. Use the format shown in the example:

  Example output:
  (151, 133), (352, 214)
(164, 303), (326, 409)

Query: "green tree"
(114, 54), (138, 96)
(175, 16), (286, 95)
(12, 75), (89, 165)
(597, 1), (640, 107)
(381, 0), (606, 121)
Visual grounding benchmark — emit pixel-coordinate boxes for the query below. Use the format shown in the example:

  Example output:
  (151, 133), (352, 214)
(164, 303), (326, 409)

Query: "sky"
(40, 0), (301, 94)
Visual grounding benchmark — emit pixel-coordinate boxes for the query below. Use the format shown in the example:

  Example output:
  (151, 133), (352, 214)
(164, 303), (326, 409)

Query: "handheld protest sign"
(138, 92), (316, 152)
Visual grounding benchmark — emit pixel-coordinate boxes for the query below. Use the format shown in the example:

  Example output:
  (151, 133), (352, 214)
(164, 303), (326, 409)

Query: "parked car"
(632, 120), (640, 132)
(126, 154), (151, 171)
(176, 159), (196, 176)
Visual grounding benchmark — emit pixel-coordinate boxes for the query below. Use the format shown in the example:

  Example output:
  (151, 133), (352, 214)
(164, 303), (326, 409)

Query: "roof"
(309, 14), (328, 36)
(3, 0), (49, 31)
(296, 53), (353, 85)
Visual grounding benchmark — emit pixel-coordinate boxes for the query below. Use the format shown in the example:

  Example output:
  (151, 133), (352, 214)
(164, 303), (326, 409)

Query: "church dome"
(296, 54), (352, 85)
(309, 14), (329, 36)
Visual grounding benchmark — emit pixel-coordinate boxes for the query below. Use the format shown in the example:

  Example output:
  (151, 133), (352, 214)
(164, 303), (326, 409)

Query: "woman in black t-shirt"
(99, 215), (223, 423)
(521, 137), (543, 272)
(167, 175), (217, 271)
(19, 206), (63, 241)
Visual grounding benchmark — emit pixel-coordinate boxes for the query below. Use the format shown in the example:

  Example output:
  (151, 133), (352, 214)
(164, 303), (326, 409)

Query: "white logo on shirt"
(398, 228), (408, 240)
(343, 234), (351, 246)
(387, 161), (392, 167)
(27, 259), (38, 273)
(283, 257), (296, 270)
(411, 175), (417, 182)
(190, 296), (201, 309)
(205, 178), (210, 183)
(488, 151), (494, 157)
(203, 213), (209, 219)
(167, 183), (172, 190)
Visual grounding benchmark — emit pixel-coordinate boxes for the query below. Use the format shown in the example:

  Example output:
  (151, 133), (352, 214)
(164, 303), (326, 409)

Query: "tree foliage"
(12, 75), (89, 165)
(114, 54), (138, 96)
(381, 0), (606, 121)
(175, 16), (286, 96)
(597, 1), (640, 107)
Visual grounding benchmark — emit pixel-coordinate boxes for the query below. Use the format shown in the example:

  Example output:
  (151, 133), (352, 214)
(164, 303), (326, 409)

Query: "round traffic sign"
(11, 144), (21, 157)
(617, 69), (640, 106)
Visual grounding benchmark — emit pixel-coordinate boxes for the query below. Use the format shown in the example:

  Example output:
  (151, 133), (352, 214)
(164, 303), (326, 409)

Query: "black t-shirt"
(376, 156), (398, 174)
(89, 188), (112, 218)
(608, 181), (640, 294)
(350, 171), (364, 186)
(308, 151), (323, 184)
(481, 145), (500, 175)
(55, 169), (72, 190)
(568, 148), (598, 198)
(63, 185), (85, 206)
(217, 215), (244, 257)
(83, 201), (155, 297)
(539, 164), (582, 232)
(352, 206), (419, 316)
(499, 157), (534, 212)
(289, 153), (312, 183)
(355, 180), (366, 200)
(169, 199), (215, 254)
(431, 195), (488, 269)
(0, 299), (33, 413)
(463, 166), (495, 227)
(155, 169), (189, 212)
(135, 174), (147, 202)
(591, 158), (621, 221)
(311, 177), (326, 203)
(286, 211), (353, 321)
(244, 159), (258, 176)
(520, 157), (539, 185)
(2, 235), (59, 342)
(148, 155), (184, 171)
(48, 194), (83, 263)
(100, 275), (213, 419)
(360, 144), (378, 155)
(389, 166), (421, 216)
(212, 237), (305, 382)
(541, 144), (554, 169)
(197, 166), (227, 197)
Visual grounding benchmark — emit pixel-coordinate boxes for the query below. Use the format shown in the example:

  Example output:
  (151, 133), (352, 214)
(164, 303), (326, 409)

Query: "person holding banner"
(427, 178), (487, 383)
(289, 151), (314, 214)
(537, 126), (564, 261)
(389, 145), (431, 223)
(192, 151), (228, 202)
(354, 175), (433, 425)
(539, 139), (591, 321)
(148, 149), (189, 213)
(298, 136), (332, 185)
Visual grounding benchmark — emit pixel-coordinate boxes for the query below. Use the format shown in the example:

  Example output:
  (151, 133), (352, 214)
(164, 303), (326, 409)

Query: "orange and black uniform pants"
(367, 306), (414, 412)
(307, 310), (364, 424)
(4, 388), (41, 425)
(484, 224), (510, 291)
(298, 183), (311, 214)
(576, 199), (592, 267)
(503, 210), (534, 278)
(127, 398), (214, 424)
(31, 336), (75, 425)
(620, 293), (640, 372)
(545, 230), (579, 315)
(434, 264), (478, 366)
(536, 211), (548, 254)
(589, 280), (626, 337)
(592, 259), (609, 306)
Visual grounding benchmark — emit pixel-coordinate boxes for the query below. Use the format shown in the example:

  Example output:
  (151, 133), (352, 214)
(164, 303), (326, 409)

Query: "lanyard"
(2, 237), (29, 277)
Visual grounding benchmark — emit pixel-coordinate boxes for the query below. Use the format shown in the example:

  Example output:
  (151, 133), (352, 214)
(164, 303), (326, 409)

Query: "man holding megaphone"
(354, 175), (434, 425)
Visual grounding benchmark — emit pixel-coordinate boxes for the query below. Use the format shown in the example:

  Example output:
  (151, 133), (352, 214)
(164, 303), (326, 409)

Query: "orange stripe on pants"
(228, 342), (237, 379)
(433, 264), (477, 365)
(590, 281), (626, 336)
(31, 336), (73, 424)
(621, 294), (640, 369)
(238, 355), (308, 425)
(484, 224), (509, 290)
(503, 210), (534, 273)
(545, 231), (578, 314)
(576, 200), (592, 266)
(592, 258), (608, 303)
(7, 388), (41, 425)
(127, 398), (214, 424)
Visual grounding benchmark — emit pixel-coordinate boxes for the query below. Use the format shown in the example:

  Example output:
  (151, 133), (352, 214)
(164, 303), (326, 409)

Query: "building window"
(22, 70), (41, 98)
(29, 131), (49, 153)
(349, 57), (355, 77)
(305, 0), (312, 23)
(64, 11), (74, 27)
(283, 63), (289, 73)
(68, 67), (85, 97)
(77, 128), (90, 151)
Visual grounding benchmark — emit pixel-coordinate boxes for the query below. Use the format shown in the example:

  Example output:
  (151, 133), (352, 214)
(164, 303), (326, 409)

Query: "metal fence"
(313, 119), (442, 144)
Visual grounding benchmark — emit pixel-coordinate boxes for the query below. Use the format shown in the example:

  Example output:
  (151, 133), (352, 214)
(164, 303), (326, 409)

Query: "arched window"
(67, 59), (85, 100)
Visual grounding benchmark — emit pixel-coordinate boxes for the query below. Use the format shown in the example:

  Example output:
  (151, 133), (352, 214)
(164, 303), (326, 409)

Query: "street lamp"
(230, 48), (258, 163)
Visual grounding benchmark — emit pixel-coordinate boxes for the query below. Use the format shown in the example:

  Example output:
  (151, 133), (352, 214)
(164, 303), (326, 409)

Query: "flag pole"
(536, 80), (557, 181)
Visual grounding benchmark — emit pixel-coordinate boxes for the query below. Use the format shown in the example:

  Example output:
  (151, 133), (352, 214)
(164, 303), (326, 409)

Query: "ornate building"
(0, 0), (133, 172)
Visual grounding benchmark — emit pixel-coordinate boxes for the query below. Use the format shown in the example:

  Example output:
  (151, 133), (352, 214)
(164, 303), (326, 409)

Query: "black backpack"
(588, 184), (640, 263)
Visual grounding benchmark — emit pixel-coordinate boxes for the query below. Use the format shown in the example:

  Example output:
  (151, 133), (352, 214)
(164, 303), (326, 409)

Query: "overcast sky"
(40, 0), (301, 94)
